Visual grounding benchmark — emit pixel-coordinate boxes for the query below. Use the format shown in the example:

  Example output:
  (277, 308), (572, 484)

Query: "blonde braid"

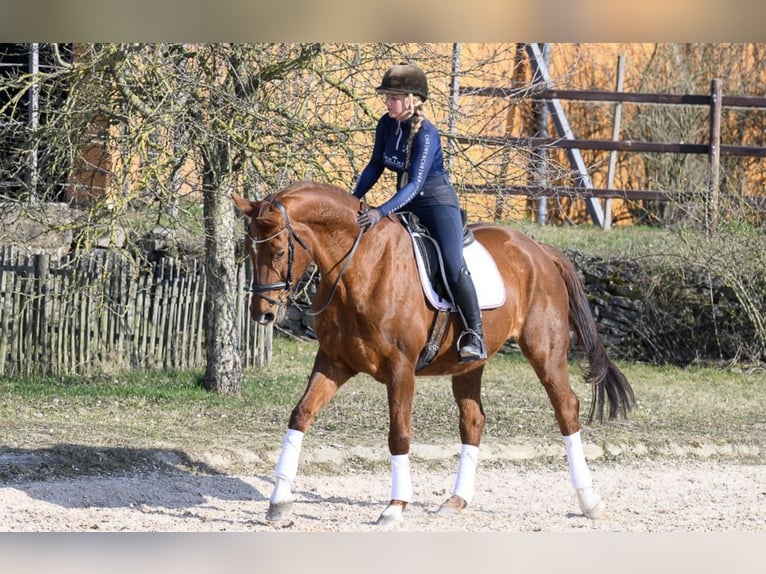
(400, 96), (425, 188)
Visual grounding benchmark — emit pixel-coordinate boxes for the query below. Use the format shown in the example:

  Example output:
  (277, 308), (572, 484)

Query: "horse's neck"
(303, 219), (397, 289)
(289, 191), (406, 288)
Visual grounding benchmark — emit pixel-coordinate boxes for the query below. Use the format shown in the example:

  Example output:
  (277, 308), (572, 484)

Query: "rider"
(352, 62), (487, 362)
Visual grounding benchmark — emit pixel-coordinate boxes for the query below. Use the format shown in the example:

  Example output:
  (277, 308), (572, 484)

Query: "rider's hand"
(357, 208), (382, 231)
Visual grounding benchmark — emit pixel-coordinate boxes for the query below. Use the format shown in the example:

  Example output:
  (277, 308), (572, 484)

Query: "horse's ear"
(256, 203), (286, 233)
(232, 193), (257, 218)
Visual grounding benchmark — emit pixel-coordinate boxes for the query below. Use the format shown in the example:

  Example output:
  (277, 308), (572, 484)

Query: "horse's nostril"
(251, 310), (276, 325)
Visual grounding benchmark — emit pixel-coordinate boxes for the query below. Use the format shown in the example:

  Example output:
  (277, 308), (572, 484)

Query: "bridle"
(248, 199), (307, 306)
(247, 197), (365, 317)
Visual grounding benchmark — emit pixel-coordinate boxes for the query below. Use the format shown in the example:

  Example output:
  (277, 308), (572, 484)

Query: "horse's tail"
(542, 244), (636, 423)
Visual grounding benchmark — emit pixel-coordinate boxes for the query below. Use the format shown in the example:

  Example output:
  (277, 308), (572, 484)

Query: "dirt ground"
(0, 446), (763, 533)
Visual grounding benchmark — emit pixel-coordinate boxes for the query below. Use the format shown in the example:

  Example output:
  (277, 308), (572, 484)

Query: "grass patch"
(0, 336), (763, 482)
(506, 222), (678, 260)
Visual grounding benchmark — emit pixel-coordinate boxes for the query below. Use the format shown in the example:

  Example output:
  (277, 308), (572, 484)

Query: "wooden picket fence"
(0, 246), (271, 376)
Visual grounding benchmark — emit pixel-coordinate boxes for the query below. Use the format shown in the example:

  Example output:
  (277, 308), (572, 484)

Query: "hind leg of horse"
(437, 365), (486, 515)
(376, 370), (417, 525)
(267, 350), (353, 522)
(524, 342), (605, 520)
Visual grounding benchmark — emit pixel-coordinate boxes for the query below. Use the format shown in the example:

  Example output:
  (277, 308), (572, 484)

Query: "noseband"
(248, 197), (364, 316)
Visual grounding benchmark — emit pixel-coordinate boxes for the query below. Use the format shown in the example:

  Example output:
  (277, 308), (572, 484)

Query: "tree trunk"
(201, 151), (243, 394)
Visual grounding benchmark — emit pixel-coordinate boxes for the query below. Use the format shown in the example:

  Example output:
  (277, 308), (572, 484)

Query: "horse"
(232, 180), (635, 525)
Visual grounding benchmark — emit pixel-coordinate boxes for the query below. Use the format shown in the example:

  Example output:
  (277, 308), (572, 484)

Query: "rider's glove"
(356, 208), (382, 231)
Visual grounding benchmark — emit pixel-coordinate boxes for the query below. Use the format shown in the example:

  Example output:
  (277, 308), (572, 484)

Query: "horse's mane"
(269, 181), (362, 232)
(278, 180), (355, 205)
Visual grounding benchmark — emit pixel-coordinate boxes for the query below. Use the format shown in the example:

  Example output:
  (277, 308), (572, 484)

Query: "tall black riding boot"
(450, 266), (487, 362)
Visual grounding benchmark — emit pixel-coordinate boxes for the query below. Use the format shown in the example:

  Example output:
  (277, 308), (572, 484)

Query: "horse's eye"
(274, 250), (286, 261)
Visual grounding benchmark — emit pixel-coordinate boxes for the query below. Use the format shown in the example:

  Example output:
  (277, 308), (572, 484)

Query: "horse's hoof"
(375, 501), (407, 526)
(576, 488), (605, 520)
(436, 495), (468, 515)
(582, 497), (605, 520)
(375, 512), (402, 527)
(266, 500), (294, 522)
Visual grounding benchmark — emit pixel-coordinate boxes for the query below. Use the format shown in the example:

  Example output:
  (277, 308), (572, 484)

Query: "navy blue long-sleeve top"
(352, 113), (458, 217)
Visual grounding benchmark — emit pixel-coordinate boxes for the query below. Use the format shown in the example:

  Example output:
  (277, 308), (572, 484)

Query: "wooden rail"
(462, 86), (766, 109)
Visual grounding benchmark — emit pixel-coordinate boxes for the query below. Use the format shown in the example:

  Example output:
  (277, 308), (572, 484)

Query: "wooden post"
(708, 78), (722, 235)
(535, 43), (550, 225)
(32, 253), (49, 372)
(525, 43), (605, 227)
(0, 247), (11, 375)
(604, 55), (625, 231)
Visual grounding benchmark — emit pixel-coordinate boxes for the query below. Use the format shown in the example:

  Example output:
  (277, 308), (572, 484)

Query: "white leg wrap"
(271, 429), (304, 503)
(563, 431), (592, 490)
(452, 444), (479, 504)
(390, 454), (412, 502)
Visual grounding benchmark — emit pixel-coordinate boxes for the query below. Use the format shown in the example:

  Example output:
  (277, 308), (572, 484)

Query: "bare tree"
(110, 44), (333, 393)
(2, 44), (336, 392)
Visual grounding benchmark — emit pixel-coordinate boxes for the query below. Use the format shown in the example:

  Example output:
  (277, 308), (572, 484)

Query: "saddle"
(396, 210), (474, 304)
(395, 211), (505, 371)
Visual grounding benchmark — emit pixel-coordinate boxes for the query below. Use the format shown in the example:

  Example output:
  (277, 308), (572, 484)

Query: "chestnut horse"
(232, 181), (635, 525)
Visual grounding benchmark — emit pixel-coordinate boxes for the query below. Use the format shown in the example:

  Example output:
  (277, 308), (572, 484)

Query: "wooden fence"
(0, 246), (270, 376)
(459, 64), (766, 228)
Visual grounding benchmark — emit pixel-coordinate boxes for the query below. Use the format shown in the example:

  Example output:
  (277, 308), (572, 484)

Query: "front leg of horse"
(376, 374), (416, 526)
(376, 453), (413, 525)
(266, 356), (351, 523)
(436, 444), (478, 515)
(266, 428), (302, 521)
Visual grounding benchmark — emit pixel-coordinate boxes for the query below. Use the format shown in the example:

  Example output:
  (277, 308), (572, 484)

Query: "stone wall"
(565, 249), (764, 365)
(0, 202), (73, 255)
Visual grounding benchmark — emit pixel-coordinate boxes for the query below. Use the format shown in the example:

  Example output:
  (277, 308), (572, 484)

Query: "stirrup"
(456, 330), (487, 362)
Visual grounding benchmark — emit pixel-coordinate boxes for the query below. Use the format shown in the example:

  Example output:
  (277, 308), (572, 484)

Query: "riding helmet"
(376, 62), (428, 101)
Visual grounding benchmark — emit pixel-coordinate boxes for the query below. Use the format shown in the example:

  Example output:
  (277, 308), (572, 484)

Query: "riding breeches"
(409, 203), (466, 286)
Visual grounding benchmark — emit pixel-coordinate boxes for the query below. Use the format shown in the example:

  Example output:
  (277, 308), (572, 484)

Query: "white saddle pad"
(412, 236), (506, 311)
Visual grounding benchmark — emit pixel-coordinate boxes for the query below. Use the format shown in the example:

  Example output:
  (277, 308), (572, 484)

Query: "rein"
(248, 198), (364, 317)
